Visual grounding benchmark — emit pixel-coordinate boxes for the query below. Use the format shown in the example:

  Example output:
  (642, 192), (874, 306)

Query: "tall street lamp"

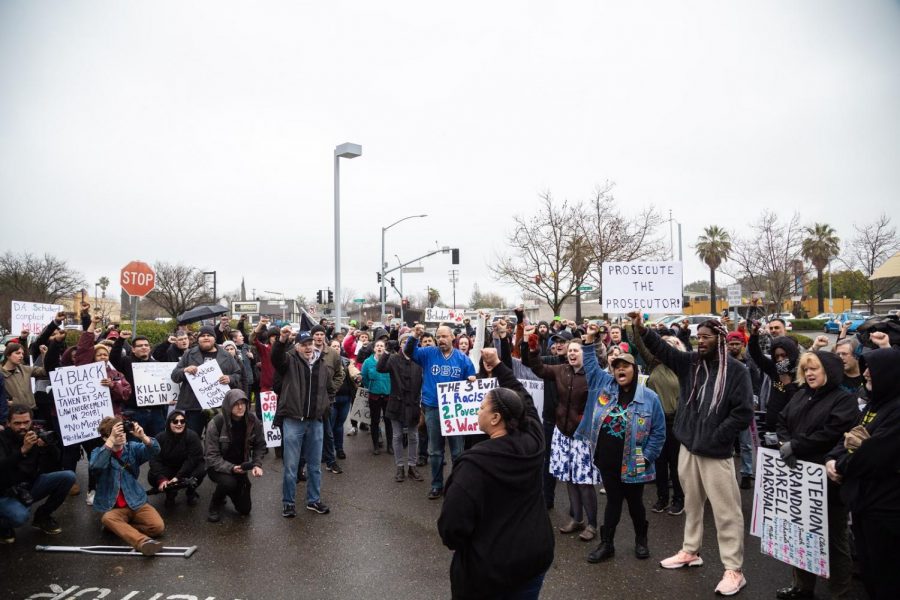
(381, 214), (427, 319)
(334, 142), (362, 330)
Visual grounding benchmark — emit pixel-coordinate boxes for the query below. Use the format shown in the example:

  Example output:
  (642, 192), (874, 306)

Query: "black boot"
(634, 520), (650, 559)
(587, 526), (615, 563)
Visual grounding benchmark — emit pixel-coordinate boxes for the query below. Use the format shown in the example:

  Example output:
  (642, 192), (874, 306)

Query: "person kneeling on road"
(148, 410), (205, 508)
(203, 389), (265, 523)
(0, 404), (76, 544)
(89, 416), (165, 556)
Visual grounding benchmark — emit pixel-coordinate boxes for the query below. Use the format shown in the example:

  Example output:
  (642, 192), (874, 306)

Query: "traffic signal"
(402, 298), (409, 308)
(377, 272), (382, 283)
(390, 277), (395, 287)
(327, 290), (333, 304)
(316, 290), (323, 304)
(451, 248), (459, 265)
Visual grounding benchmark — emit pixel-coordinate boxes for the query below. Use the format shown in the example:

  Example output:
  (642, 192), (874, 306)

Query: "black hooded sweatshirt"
(749, 333), (801, 432)
(827, 347), (900, 516)
(438, 392), (554, 600)
(777, 352), (857, 465)
(149, 411), (204, 480)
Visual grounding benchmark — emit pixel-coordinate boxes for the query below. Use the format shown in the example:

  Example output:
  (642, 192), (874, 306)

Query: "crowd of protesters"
(2, 301), (899, 599)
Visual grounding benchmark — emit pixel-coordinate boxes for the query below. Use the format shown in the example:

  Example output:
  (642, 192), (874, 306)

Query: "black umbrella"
(176, 304), (229, 325)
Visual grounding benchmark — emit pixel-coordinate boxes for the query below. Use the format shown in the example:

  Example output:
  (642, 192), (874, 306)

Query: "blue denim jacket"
(89, 439), (160, 512)
(576, 345), (666, 484)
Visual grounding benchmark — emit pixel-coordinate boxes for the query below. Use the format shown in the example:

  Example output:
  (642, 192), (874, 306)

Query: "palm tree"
(98, 276), (110, 298)
(695, 226), (732, 315)
(801, 223), (840, 314)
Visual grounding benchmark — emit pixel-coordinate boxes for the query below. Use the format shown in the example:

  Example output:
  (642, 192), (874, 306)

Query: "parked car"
(684, 314), (722, 337)
(811, 313), (836, 321)
(823, 312), (868, 334)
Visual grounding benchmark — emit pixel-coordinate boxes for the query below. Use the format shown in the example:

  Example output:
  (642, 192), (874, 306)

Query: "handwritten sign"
(751, 448), (830, 577)
(132, 362), (179, 407)
(437, 378), (498, 435)
(349, 387), (370, 426)
(601, 261), (683, 313)
(260, 391), (281, 448)
(518, 379), (544, 423)
(51, 362), (114, 446)
(186, 361), (229, 409)
(424, 307), (468, 323)
(12, 300), (63, 335)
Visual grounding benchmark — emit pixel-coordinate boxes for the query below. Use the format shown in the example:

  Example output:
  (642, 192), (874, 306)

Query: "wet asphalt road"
(2, 426), (865, 600)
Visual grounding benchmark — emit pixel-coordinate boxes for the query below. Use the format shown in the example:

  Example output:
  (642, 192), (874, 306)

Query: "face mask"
(775, 359), (792, 374)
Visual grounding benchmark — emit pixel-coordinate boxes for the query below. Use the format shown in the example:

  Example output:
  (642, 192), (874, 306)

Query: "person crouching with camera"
(148, 410), (205, 508)
(1, 404), (76, 544)
(89, 416), (165, 556)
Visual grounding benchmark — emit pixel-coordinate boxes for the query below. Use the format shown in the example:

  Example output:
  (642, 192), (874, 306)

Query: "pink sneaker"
(660, 550), (704, 569)
(715, 570), (746, 596)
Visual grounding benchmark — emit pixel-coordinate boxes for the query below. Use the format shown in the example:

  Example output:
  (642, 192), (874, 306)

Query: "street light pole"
(381, 214), (427, 319)
(333, 143), (362, 331)
(449, 269), (459, 309)
(395, 255), (404, 324)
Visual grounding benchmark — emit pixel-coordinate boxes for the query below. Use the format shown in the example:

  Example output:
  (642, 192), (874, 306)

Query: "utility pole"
(449, 270), (459, 309)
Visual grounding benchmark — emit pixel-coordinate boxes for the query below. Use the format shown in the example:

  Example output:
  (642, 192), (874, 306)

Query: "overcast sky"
(2, 1), (898, 309)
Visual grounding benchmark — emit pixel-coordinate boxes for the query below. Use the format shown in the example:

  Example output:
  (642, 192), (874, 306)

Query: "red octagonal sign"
(121, 260), (156, 297)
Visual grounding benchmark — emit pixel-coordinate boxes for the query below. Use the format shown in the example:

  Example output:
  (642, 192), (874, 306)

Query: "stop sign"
(120, 260), (156, 297)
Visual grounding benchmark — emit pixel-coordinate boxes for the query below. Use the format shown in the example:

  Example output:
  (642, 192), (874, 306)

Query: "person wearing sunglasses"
(148, 410), (205, 508)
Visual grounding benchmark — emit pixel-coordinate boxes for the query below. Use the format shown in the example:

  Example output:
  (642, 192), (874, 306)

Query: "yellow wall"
(683, 297), (852, 316)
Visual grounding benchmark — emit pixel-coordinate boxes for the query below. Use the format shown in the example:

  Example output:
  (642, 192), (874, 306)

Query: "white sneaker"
(86, 491), (95, 506)
(714, 570), (746, 596)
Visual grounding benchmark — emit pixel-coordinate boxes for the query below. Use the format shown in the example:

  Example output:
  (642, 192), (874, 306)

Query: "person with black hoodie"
(438, 387), (554, 600)
(825, 347), (900, 600)
(747, 323), (800, 435)
(148, 410), (206, 508)
(774, 352), (857, 600)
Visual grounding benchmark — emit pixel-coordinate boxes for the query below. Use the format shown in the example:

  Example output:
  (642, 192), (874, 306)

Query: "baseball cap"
(551, 330), (573, 343)
(294, 331), (313, 345)
(610, 353), (636, 366)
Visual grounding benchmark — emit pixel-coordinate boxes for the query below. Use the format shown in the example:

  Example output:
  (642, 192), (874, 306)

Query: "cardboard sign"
(260, 391), (281, 448)
(132, 362), (179, 407)
(349, 387), (370, 426)
(11, 300), (63, 335)
(751, 448), (830, 577)
(518, 379), (544, 423)
(51, 362), (114, 446)
(437, 378), (498, 435)
(424, 307), (468, 323)
(186, 360), (230, 409)
(601, 261), (683, 313)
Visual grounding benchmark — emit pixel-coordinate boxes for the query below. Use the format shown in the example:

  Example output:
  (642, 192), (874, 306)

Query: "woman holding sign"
(438, 387), (553, 600)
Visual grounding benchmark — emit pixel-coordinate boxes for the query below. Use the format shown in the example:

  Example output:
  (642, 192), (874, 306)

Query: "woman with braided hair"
(629, 312), (753, 597)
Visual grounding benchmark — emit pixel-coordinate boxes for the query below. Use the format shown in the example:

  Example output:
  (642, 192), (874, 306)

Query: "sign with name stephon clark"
(601, 261), (683, 313)
(186, 361), (230, 410)
(51, 362), (114, 446)
(438, 378), (499, 435)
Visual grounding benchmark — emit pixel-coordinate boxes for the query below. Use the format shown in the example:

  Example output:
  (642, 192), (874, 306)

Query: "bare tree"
(491, 192), (582, 314)
(576, 182), (666, 298)
(0, 252), (84, 329)
(725, 211), (806, 312)
(145, 262), (212, 320)
(469, 283), (507, 309)
(843, 214), (900, 312)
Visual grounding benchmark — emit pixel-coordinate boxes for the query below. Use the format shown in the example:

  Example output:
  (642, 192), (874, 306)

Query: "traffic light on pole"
(327, 290), (333, 304)
(316, 290), (323, 304)
(390, 277), (395, 287)
(451, 248), (459, 265)
(377, 272), (382, 283)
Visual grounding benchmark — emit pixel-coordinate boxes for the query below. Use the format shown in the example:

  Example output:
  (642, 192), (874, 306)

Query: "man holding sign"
(171, 326), (241, 435)
(404, 324), (476, 500)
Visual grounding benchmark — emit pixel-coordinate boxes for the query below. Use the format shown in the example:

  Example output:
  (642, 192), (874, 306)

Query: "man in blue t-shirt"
(404, 324), (476, 499)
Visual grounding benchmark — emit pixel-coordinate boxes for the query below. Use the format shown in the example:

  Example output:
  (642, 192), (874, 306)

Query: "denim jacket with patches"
(575, 345), (666, 484)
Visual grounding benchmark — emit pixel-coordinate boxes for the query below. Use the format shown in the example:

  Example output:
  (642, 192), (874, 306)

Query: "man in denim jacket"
(89, 416), (164, 556)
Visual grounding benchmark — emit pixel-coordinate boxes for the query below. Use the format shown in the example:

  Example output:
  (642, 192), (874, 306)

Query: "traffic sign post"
(727, 284), (742, 331)
(121, 261), (156, 333)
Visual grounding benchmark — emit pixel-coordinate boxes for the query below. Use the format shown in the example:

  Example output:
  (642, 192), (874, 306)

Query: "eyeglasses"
(696, 334), (717, 341)
(172, 419), (186, 424)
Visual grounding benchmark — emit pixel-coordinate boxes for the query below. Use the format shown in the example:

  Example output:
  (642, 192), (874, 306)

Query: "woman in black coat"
(148, 410), (205, 506)
(377, 341), (424, 482)
(775, 351), (857, 600)
(438, 387), (554, 600)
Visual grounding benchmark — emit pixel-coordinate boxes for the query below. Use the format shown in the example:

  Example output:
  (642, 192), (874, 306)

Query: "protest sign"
(12, 300), (64, 335)
(601, 261), (683, 313)
(751, 447), (830, 577)
(437, 378), (498, 436)
(518, 379), (544, 422)
(260, 391), (281, 448)
(51, 362), (114, 446)
(350, 387), (370, 426)
(424, 307), (468, 323)
(132, 362), (179, 407)
(186, 361), (229, 409)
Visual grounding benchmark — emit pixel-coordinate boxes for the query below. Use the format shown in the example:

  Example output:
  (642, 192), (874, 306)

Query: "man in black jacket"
(111, 332), (167, 437)
(0, 404), (76, 543)
(632, 312), (752, 597)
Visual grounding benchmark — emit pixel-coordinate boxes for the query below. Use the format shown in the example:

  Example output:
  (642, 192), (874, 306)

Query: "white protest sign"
(51, 362), (114, 446)
(437, 378), (498, 435)
(424, 307), (467, 323)
(601, 261), (683, 313)
(12, 300), (63, 335)
(518, 379), (544, 423)
(751, 447), (830, 577)
(349, 387), (370, 426)
(186, 361), (230, 409)
(260, 391), (281, 448)
(132, 362), (179, 407)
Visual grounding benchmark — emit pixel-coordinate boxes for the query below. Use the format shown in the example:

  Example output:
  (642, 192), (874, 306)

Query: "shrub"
(791, 319), (828, 332)
(788, 333), (814, 349)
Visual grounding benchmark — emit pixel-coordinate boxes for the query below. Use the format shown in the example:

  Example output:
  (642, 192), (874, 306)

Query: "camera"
(122, 419), (135, 434)
(31, 420), (57, 445)
(11, 483), (34, 507)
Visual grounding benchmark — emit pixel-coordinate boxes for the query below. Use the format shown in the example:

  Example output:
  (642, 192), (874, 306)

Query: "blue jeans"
(739, 427), (753, 477)
(331, 395), (352, 453)
(423, 405), (464, 490)
(282, 418), (324, 505)
(0, 470), (76, 528)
